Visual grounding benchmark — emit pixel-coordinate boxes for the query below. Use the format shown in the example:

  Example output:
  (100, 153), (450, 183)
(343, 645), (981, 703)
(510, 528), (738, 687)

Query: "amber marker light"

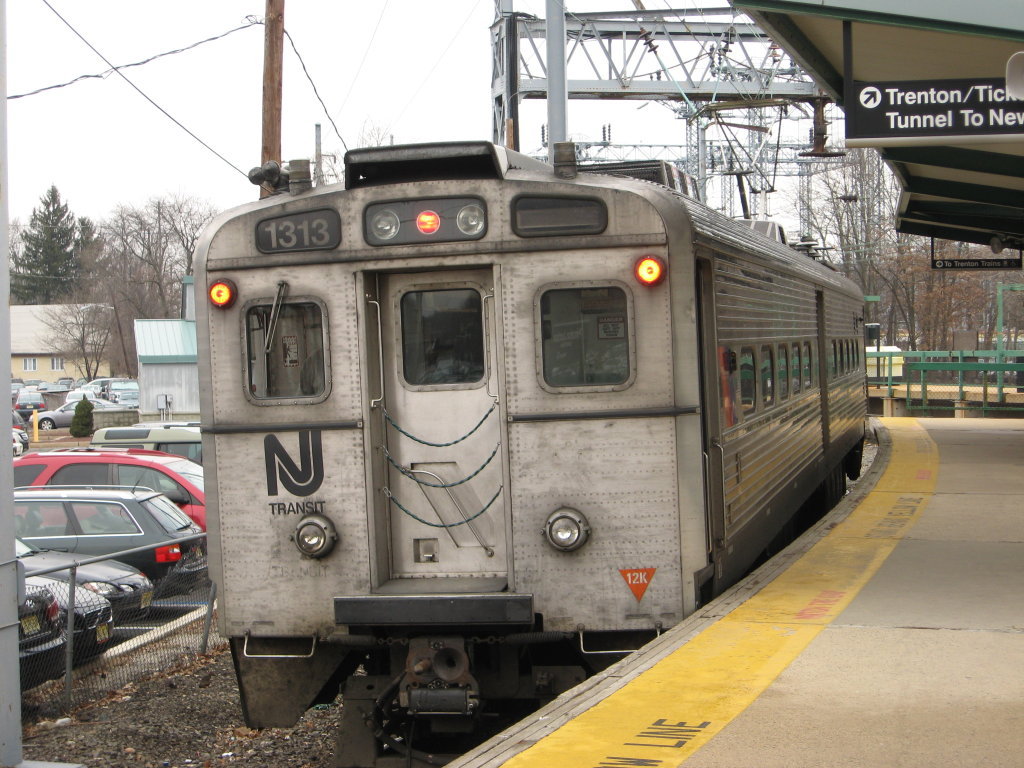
(416, 210), (441, 235)
(635, 256), (667, 286)
(209, 278), (238, 309)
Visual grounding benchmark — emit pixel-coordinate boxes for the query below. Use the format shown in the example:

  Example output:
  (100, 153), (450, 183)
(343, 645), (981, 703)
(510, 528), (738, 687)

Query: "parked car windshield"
(143, 495), (196, 533)
(15, 538), (37, 557)
(163, 459), (204, 491)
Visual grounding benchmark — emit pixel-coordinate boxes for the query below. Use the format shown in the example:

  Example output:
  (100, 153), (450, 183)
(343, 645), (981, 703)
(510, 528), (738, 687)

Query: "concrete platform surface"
(452, 417), (1024, 768)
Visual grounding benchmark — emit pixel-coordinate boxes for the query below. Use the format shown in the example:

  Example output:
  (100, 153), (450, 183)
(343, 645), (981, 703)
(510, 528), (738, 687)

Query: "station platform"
(452, 417), (1024, 768)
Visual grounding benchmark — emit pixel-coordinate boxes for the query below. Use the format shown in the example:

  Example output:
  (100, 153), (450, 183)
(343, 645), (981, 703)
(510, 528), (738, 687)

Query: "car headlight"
(543, 507), (591, 552)
(82, 581), (118, 596)
(292, 514), (338, 558)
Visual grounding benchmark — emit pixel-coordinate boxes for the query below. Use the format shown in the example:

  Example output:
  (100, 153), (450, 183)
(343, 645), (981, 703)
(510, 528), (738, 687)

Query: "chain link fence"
(18, 536), (221, 721)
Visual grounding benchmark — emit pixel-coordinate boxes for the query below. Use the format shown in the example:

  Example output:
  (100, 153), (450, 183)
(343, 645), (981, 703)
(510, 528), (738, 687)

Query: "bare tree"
(39, 303), (114, 381)
(95, 195), (217, 375)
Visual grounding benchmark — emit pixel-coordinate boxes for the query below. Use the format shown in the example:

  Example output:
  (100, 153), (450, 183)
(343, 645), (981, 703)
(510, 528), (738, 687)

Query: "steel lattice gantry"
(489, 5), (820, 151)
(489, 4), (841, 220)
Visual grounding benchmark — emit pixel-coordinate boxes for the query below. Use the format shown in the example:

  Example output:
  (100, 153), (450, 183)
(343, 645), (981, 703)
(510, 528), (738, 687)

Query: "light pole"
(995, 283), (1024, 399)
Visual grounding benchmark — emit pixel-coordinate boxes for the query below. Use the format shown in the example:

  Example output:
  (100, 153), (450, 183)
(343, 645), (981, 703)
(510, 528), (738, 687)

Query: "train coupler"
(400, 637), (480, 715)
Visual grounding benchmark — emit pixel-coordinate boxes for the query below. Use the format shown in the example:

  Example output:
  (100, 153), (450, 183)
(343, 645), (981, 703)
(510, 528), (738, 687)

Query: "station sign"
(846, 78), (1024, 146)
(932, 256), (1022, 270)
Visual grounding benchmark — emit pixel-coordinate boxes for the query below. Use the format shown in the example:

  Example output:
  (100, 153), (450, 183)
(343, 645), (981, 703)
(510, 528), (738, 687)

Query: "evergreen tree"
(12, 186), (83, 304)
(69, 397), (94, 438)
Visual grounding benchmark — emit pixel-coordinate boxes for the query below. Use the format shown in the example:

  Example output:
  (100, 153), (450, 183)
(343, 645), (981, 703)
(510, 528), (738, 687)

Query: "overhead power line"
(34, 0), (251, 181)
(7, 19), (262, 100)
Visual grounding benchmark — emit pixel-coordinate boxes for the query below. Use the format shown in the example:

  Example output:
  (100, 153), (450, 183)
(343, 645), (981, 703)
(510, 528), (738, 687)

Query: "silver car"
(35, 400), (125, 430)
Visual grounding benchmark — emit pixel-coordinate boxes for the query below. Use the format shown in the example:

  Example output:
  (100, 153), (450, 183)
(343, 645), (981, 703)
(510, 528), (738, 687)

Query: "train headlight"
(456, 204), (486, 236)
(369, 209), (402, 241)
(543, 507), (590, 552)
(292, 514), (338, 558)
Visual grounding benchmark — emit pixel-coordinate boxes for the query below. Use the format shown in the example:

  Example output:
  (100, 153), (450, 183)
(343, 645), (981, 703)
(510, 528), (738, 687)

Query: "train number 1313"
(255, 209), (342, 254)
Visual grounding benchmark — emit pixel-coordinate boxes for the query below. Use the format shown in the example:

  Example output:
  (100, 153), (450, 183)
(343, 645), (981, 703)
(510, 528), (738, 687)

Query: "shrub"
(70, 397), (95, 437)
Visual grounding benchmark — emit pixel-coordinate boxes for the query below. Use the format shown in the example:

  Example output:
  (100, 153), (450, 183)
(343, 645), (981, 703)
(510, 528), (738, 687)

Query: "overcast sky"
(6, 1), (721, 226)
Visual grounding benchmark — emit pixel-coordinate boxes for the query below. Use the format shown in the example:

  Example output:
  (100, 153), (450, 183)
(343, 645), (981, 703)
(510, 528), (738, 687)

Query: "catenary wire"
(7, 20), (261, 100)
(35, 0), (252, 183)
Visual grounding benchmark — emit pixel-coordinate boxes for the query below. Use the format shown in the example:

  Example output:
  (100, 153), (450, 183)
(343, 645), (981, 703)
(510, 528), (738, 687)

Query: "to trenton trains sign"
(846, 78), (1024, 145)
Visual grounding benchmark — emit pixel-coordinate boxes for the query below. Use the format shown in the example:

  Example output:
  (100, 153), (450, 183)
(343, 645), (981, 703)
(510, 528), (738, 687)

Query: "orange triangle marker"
(620, 568), (657, 601)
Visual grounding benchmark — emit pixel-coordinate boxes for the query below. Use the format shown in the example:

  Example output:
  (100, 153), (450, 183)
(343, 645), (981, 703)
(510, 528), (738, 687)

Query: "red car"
(13, 447), (206, 530)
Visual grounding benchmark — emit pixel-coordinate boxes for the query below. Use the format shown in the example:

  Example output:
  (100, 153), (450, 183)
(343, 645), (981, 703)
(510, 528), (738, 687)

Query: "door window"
(14, 501), (71, 538)
(400, 288), (485, 386)
(71, 502), (140, 535)
(51, 463), (110, 486)
(116, 466), (187, 502)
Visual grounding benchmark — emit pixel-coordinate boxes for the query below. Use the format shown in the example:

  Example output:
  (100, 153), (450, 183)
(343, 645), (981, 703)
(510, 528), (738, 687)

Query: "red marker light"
(209, 279), (237, 309)
(635, 256), (667, 286)
(416, 210), (441, 235)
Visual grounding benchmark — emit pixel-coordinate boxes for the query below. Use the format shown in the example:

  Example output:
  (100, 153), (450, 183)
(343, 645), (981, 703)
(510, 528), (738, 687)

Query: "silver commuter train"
(194, 142), (866, 767)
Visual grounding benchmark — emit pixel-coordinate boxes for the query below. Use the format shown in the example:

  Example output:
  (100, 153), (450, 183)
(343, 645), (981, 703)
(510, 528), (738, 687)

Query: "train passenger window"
(791, 343), (801, 394)
(777, 345), (789, 400)
(739, 347), (755, 414)
(829, 341), (837, 379)
(803, 342), (813, 388)
(245, 301), (327, 400)
(718, 346), (739, 427)
(540, 287), (630, 387)
(760, 346), (775, 407)
(401, 289), (484, 385)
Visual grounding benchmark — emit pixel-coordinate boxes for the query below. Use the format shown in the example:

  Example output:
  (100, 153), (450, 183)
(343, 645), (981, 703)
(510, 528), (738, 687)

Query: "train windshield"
(245, 301), (326, 399)
(540, 287), (630, 387)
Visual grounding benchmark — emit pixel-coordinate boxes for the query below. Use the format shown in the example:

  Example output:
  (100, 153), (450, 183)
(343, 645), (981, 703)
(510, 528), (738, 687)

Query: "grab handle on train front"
(241, 631), (318, 659)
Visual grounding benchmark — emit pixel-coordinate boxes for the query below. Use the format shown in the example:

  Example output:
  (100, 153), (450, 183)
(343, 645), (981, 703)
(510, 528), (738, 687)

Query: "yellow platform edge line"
(502, 419), (939, 768)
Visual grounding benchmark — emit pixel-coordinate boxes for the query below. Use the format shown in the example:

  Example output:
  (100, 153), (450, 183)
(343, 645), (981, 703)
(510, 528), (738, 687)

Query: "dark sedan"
(18, 583), (65, 689)
(26, 575), (114, 661)
(14, 488), (206, 599)
(14, 390), (47, 422)
(16, 537), (154, 622)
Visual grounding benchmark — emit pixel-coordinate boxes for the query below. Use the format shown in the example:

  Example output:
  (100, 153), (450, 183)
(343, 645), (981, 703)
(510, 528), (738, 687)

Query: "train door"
(370, 269), (507, 588)
(695, 257), (724, 599)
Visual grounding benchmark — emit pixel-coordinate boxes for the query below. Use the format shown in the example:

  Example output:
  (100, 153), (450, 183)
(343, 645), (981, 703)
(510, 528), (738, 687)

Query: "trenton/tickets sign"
(846, 78), (1024, 146)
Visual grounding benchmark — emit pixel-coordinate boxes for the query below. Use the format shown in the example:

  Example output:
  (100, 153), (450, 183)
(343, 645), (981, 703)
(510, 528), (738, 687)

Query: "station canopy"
(734, 1), (1024, 251)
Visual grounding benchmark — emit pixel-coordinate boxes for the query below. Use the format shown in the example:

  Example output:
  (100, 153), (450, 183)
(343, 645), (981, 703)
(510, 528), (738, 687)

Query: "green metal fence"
(866, 350), (1024, 415)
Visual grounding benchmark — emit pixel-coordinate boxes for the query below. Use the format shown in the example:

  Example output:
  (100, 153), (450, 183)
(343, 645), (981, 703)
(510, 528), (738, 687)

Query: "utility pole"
(261, 0), (284, 198)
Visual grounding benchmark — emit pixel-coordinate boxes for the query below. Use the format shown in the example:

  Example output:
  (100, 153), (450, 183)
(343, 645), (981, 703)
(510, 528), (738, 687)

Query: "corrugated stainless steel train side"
(193, 142), (865, 766)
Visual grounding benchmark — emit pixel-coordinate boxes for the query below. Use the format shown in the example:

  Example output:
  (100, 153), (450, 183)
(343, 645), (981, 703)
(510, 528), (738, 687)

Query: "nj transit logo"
(264, 430), (324, 497)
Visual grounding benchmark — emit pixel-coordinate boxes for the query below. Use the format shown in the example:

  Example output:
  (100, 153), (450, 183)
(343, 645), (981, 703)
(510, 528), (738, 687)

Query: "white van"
(90, 424), (202, 464)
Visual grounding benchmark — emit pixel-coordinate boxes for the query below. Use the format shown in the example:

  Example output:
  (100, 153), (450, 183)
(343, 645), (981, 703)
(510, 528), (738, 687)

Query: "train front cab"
(196, 142), (864, 768)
